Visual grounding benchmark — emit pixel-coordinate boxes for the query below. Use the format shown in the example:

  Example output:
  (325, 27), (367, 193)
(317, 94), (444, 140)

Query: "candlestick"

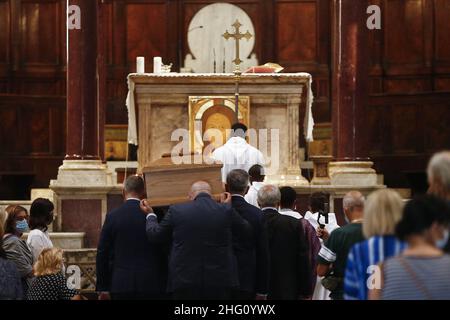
(223, 48), (226, 73)
(153, 57), (162, 74)
(213, 49), (216, 73)
(136, 57), (145, 74)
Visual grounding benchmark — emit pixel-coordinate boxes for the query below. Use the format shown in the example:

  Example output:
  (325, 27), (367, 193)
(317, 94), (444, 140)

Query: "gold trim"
(188, 96), (250, 154)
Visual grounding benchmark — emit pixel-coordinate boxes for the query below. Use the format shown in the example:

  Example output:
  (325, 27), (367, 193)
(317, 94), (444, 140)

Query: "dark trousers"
(172, 287), (232, 300)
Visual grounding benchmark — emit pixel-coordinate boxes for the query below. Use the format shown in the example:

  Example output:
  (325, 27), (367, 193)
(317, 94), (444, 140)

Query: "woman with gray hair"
(427, 151), (450, 252)
(427, 151), (450, 200)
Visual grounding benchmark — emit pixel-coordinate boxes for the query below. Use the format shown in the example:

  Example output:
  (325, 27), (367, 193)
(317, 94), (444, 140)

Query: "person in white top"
(212, 123), (265, 183)
(278, 186), (302, 219)
(244, 164), (266, 208)
(27, 198), (54, 262)
(303, 192), (340, 301)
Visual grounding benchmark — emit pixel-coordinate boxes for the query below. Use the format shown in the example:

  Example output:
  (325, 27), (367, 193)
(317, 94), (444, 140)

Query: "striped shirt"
(344, 235), (406, 300)
(382, 255), (450, 300)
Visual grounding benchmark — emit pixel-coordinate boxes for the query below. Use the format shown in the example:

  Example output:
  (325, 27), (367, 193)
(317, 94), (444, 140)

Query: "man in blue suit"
(226, 169), (269, 300)
(96, 175), (167, 300)
(141, 181), (251, 300)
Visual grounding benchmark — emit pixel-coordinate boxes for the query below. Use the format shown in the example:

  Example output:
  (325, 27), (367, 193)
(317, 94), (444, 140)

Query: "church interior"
(1, 0), (450, 301)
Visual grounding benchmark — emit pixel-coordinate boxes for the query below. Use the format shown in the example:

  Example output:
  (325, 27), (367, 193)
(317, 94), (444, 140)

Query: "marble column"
(329, 0), (378, 186)
(66, 0), (99, 161)
(50, 0), (112, 247)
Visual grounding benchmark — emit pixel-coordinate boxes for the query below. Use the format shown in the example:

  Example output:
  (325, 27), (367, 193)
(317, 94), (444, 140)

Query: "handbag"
(321, 271), (343, 291)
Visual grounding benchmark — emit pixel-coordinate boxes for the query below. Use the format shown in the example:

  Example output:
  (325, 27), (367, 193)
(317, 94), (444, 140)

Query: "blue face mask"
(16, 220), (29, 233)
(436, 229), (449, 249)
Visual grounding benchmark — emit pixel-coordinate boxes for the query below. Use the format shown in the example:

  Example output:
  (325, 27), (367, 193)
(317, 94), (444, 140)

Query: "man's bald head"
(189, 181), (212, 200)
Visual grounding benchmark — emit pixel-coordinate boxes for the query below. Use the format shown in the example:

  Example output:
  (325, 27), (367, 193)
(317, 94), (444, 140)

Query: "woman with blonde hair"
(27, 248), (80, 300)
(344, 189), (407, 300)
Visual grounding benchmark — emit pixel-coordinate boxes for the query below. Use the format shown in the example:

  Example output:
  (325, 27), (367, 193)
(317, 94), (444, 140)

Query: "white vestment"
(303, 211), (340, 300)
(244, 181), (265, 207)
(279, 208), (302, 220)
(212, 137), (265, 183)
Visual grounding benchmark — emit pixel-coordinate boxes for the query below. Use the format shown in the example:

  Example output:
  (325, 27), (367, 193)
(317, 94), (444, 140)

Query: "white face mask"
(436, 229), (449, 249)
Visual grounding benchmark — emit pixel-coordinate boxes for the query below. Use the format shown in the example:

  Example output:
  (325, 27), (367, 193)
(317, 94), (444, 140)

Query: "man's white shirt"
(244, 181), (265, 208)
(212, 136), (265, 183)
(279, 208), (302, 220)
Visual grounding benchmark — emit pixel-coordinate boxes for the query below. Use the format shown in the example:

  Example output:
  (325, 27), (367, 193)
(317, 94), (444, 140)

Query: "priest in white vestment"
(212, 123), (265, 183)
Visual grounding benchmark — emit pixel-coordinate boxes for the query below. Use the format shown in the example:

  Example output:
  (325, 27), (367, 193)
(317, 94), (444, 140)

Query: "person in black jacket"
(257, 184), (313, 300)
(141, 180), (251, 300)
(96, 175), (167, 300)
(226, 169), (269, 300)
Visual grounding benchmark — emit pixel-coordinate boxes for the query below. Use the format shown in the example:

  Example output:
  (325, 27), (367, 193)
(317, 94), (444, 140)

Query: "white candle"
(136, 57), (145, 74)
(153, 57), (162, 74)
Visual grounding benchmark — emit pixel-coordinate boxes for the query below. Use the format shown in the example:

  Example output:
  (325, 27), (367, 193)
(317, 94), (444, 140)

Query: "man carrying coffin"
(212, 123), (265, 183)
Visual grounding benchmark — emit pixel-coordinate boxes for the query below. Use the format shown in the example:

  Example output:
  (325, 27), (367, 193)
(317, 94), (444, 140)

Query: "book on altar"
(244, 62), (284, 74)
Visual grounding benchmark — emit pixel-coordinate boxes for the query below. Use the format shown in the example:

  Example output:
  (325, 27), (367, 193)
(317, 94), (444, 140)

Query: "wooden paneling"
(0, 1), (10, 67)
(0, 94), (65, 198)
(276, 1), (317, 63)
(126, 3), (168, 69)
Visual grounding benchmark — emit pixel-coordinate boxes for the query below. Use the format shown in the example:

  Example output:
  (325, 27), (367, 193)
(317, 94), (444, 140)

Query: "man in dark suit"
(141, 180), (251, 300)
(258, 184), (313, 300)
(96, 175), (167, 300)
(225, 169), (269, 300)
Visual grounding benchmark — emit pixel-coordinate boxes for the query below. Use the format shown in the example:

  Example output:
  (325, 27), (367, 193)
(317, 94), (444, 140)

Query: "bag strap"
(398, 257), (434, 300)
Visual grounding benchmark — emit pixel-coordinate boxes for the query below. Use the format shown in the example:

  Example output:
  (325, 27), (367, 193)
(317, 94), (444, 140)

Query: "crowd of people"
(0, 198), (81, 300)
(1, 149), (450, 300)
(96, 150), (450, 300)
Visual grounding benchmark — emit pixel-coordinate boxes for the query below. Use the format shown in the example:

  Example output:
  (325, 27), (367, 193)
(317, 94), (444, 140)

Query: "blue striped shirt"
(344, 235), (407, 300)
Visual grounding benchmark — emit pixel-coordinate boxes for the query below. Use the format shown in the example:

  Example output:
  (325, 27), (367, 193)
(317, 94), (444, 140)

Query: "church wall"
(1, 0), (450, 198)
(367, 0), (450, 190)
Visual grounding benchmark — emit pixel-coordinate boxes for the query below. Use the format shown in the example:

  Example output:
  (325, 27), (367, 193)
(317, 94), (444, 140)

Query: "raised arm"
(145, 208), (173, 244)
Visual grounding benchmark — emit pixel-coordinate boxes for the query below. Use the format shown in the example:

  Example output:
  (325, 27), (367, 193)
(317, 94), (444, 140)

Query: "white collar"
(226, 136), (247, 145)
(231, 194), (245, 199)
(126, 198), (141, 202)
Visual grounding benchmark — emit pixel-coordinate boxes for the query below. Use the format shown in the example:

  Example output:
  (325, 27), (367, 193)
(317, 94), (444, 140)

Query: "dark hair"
(29, 198), (54, 231)
(4, 205), (28, 235)
(248, 164), (265, 182)
(280, 186), (297, 208)
(395, 195), (450, 241)
(310, 192), (328, 213)
(124, 175), (146, 196)
(227, 169), (249, 194)
(231, 123), (248, 138)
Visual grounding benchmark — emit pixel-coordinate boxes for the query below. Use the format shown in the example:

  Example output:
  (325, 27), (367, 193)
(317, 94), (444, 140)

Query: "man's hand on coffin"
(220, 192), (232, 204)
(140, 199), (154, 214)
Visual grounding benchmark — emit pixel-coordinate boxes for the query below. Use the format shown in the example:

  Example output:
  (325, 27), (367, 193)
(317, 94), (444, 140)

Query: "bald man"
(142, 181), (251, 300)
(316, 191), (365, 300)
